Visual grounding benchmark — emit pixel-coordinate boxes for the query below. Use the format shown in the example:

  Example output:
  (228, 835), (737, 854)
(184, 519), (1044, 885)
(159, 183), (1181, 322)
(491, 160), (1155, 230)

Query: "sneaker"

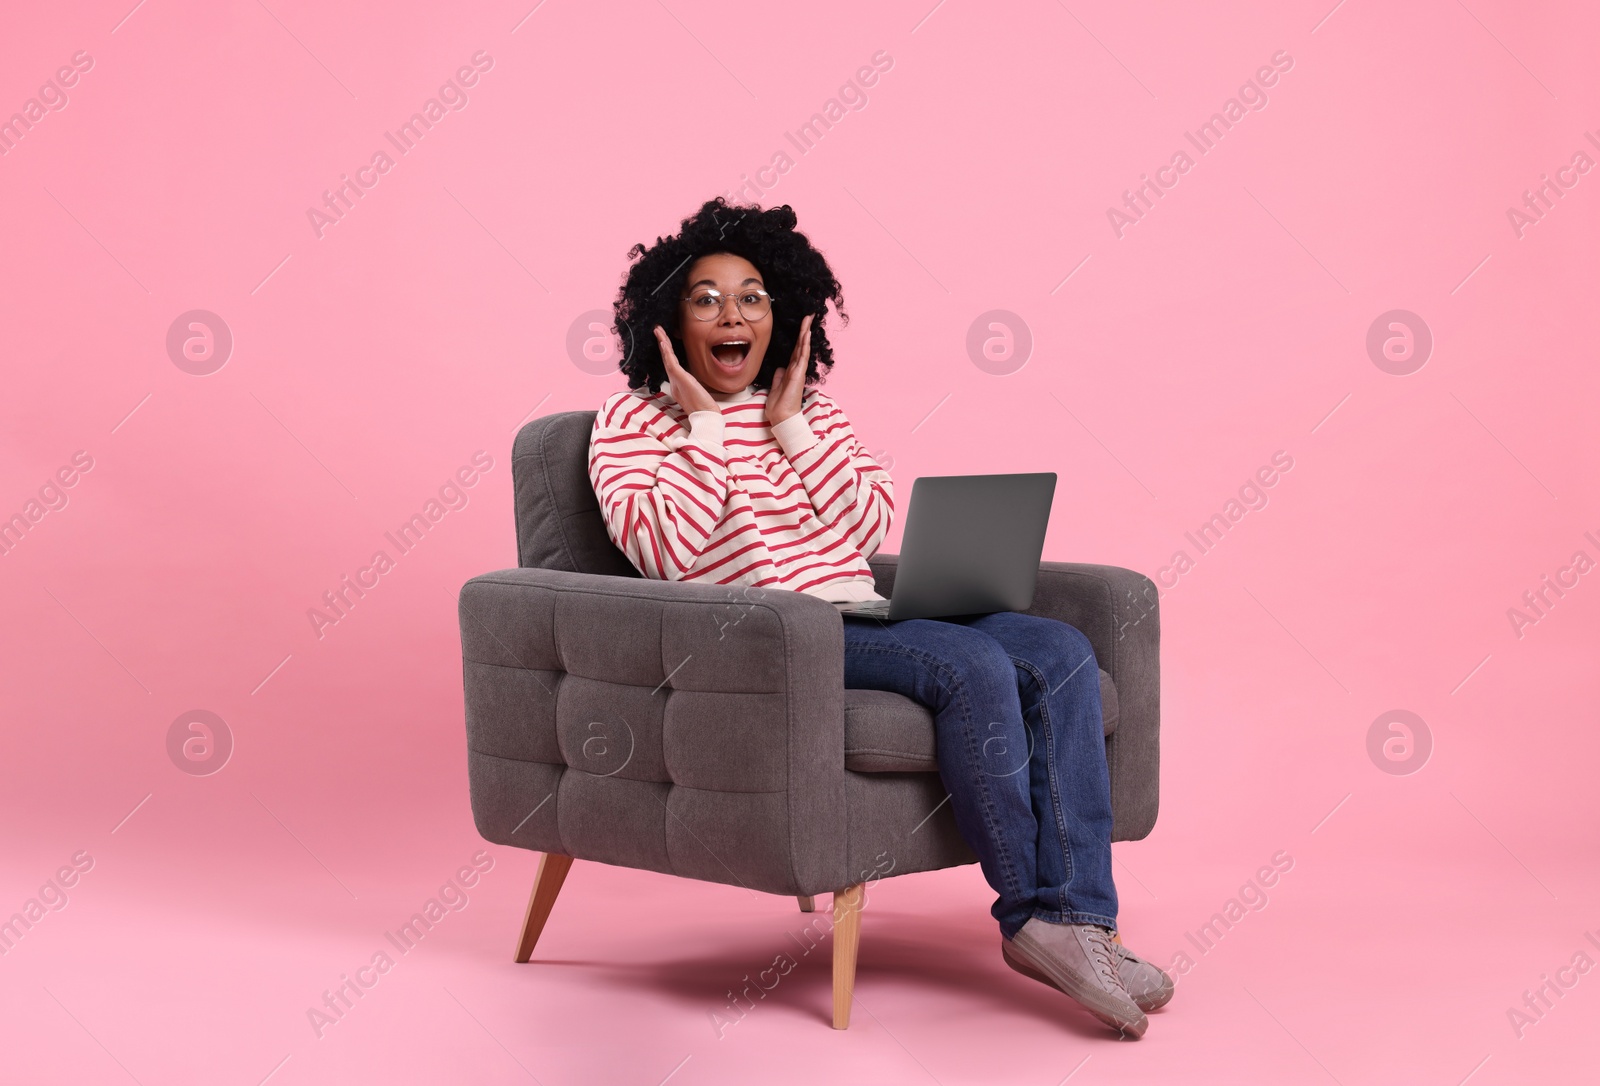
(1111, 941), (1175, 1011)
(1003, 933), (1175, 1013)
(1003, 919), (1148, 1038)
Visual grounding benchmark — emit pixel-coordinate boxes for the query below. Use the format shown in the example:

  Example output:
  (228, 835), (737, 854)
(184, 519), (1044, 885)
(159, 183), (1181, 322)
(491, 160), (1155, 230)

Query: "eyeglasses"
(681, 286), (774, 322)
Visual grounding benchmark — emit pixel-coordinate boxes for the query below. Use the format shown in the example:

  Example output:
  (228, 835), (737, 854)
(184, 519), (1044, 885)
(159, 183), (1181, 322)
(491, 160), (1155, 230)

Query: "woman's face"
(674, 252), (773, 395)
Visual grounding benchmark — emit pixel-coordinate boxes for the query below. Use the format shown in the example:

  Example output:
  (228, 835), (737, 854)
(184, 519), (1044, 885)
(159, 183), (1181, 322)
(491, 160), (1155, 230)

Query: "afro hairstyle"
(611, 197), (848, 392)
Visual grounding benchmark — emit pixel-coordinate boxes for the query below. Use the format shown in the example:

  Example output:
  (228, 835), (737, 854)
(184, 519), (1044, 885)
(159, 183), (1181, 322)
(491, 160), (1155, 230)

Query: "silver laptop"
(834, 472), (1057, 621)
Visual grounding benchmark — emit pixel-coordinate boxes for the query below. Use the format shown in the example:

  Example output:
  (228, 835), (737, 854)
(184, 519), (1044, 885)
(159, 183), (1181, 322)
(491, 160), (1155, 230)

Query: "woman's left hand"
(766, 314), (813, 427)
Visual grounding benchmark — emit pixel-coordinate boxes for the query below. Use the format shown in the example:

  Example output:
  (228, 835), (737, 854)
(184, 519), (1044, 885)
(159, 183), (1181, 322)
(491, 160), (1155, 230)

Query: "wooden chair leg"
(797, 895), (815, 913)
(513, 853), (574, 963)
(831, 883), (865, 1029)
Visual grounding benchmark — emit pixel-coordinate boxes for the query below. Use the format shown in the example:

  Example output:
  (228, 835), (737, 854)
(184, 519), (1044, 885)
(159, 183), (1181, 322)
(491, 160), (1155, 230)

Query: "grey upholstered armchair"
(456, 411), (1161, 1028)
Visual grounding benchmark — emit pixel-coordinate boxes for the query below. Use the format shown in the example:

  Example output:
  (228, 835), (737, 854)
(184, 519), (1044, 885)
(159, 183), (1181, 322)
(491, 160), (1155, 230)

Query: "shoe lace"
(1086, 926), (1123, 988)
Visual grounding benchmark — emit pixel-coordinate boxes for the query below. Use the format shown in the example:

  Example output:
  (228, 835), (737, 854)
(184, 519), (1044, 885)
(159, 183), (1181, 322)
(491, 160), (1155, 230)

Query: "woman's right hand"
(655, 325), (719, 416)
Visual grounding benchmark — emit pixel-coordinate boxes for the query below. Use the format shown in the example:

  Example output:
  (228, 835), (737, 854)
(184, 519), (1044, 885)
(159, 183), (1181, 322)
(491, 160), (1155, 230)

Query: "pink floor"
(5, 628), (1596, 1084)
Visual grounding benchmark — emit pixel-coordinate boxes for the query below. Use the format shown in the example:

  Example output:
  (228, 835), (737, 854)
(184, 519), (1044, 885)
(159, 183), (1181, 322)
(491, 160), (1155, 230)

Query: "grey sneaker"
(1111, 942), (1174, 1010)
(1003, 919), (1148, 1038)
(1004, 932), (1175, 1013)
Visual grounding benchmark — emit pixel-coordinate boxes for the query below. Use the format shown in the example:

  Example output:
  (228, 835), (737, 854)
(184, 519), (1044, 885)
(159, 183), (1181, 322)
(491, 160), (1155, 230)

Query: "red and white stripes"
(588, 383), (893, 601)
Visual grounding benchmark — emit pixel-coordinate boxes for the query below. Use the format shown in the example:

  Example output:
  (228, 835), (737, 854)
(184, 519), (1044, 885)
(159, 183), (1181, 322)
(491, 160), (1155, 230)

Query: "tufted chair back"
(512, 410), (640, 577)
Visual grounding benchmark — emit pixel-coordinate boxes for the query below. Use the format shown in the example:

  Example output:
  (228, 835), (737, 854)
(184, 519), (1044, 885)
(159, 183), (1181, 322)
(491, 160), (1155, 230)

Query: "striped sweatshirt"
(588, 379), (894, 601)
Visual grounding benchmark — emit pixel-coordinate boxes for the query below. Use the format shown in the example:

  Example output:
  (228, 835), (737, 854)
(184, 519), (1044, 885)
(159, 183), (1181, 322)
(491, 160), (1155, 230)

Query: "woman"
(588, 198), (1172, 1038)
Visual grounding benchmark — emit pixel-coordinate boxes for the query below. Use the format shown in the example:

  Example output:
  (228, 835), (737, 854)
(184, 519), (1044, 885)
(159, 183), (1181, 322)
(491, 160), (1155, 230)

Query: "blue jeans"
(842, 611), (1117, 940)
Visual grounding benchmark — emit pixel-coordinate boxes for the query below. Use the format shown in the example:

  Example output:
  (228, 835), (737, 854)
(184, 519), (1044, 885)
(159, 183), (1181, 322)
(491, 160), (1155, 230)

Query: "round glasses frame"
(680, 286), (775, 322)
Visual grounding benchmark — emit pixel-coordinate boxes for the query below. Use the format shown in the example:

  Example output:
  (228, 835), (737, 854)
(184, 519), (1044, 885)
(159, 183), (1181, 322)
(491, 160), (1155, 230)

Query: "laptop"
(833, 472), (1057, 621)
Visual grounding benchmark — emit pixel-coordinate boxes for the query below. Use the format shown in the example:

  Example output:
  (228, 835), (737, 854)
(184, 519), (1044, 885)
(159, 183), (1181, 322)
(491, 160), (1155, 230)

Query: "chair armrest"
(457, 567), (849, 896)
(867, 555), (1161, 841)
(1028, 562), (1160, 841)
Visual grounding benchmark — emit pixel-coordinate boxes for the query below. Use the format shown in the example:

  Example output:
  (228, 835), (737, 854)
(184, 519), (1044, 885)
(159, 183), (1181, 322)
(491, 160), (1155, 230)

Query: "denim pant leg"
(844, 617), (1120, 940)
(842, 617), (1041, 937)
(944, 611), (1119, 934)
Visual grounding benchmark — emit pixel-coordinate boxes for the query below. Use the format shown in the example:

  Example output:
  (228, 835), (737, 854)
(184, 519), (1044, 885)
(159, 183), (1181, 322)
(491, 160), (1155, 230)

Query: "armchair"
(457, 411), (1161, 1028)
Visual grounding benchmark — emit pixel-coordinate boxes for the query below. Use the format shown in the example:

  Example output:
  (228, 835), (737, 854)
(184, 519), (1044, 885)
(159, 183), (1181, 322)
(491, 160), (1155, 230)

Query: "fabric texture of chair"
(459, 410), (1161, 901)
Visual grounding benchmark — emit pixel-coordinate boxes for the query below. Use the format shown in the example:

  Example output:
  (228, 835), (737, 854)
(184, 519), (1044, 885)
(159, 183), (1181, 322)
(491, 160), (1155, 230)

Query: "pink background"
(3, 0), (1597, 1082)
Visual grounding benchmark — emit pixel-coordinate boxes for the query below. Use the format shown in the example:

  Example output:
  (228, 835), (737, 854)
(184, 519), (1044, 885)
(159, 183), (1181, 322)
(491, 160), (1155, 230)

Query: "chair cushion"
(844, 669), (1119, 773)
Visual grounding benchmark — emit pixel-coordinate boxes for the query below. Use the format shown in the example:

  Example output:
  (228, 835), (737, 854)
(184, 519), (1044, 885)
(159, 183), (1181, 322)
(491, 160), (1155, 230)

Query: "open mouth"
(709, 340), (751, 370)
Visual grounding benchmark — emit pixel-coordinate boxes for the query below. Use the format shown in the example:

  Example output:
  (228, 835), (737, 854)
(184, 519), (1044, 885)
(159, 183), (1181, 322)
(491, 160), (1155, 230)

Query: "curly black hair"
(612, 197), (847, 392)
